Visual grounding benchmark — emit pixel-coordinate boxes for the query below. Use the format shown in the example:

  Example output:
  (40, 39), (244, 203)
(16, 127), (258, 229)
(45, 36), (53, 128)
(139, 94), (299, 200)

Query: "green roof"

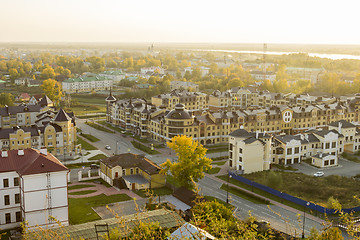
(26, 209), (184, 239)
(101, 70), (124, 75)
(64, 75), (110, 83)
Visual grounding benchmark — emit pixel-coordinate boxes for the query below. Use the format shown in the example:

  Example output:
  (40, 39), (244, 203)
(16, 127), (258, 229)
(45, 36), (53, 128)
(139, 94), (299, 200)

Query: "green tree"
(160, 135), (212, 189)
(41, 79), (63, 106)
(0, 93), (14, 107)
(226, 78), (245, 89)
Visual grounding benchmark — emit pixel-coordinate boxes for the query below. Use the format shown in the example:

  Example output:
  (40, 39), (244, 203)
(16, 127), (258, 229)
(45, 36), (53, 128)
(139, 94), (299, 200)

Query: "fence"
(229, 172), (360, 214)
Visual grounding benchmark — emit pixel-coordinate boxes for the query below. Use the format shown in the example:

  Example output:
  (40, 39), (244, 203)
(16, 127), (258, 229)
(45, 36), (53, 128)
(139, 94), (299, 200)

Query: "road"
(76, 119), (332, 238)
(198, 176), (325, 238)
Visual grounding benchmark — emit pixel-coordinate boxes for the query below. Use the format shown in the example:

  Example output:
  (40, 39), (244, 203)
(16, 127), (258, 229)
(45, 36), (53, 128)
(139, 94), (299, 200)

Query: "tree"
(40, 66), (56, 79)
(291, 79), (312, 94)
(160, 135), (212, 189)
(41, 79), (63, 106)
(0, 60), (7, 72)
(226, 78), (245, 89)
(0, 93), (14, 107)
(9, 68), (19, 83)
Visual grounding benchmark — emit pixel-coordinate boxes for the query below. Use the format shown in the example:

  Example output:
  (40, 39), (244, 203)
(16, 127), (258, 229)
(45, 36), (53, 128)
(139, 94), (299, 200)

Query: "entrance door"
(132, 183), (136, 190)
(115, 172), (118, 178)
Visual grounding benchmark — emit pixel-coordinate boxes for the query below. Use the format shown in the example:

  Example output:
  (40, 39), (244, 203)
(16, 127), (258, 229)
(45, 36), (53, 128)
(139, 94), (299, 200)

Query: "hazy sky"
(1, 0), (359, 44)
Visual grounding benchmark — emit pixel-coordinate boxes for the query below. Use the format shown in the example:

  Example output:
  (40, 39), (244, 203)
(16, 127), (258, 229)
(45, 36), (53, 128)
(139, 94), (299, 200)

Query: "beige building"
(100, 153), (165, 190)
(311, 153), (337, 168)
(228, 129), (271, 174)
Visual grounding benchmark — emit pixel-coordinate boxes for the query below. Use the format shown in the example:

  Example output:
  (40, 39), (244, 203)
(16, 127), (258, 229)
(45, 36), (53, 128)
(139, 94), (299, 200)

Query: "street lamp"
(302, 201), (310, 239)
(226, 173), (232, 204)
(151, 144), (154, 151)
(116, 141), (119, 155)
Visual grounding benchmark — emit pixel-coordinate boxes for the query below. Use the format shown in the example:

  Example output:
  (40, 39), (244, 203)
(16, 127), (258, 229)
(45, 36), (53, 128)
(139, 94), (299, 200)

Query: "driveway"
(295, 158), (360, 177)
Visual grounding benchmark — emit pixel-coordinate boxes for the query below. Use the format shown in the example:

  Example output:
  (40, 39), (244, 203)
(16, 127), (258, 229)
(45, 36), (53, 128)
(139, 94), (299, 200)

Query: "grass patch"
(65, 162), (98, 169)
(212, 161), (226, 166)
(66, 105), (106, 116)
(85, 121), (115, 133)
(69, 190), (97, 195)
(77, 114), (106, 119)
(220, 184), (270, 205)
(68, 184), (95, 190)
(77, 137), (97, 150)
(131, 141), (161, 155)
(98, 120), (124, 133)
(132, 135), (150, 143)
(271, 164), (298, 171)
(205, 167), (221, 174)
(68, 193), (131, 224)
(80, 133), (100, 142)
(211, 156), (229, 161)
(206, 144), (228, 149)
(88, 154), (107, 161)
(206, 147), (228, 154)
(80, 178), (112, 187)
(134, 187), (173, 198)
(342, 152), (360, 163)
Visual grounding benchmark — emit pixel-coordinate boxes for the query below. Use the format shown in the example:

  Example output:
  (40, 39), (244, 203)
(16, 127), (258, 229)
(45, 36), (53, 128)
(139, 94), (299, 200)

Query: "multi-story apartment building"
(0, 148), (69, 230)
(62, 75), (112, 93)
(151, 90), (208, 111)
(228, 129), (271, 173)
(0, 96), (53, 129)
(229, 120), (360, 172)
(170, 81), (199, 92)
(0, 108), (79, 158)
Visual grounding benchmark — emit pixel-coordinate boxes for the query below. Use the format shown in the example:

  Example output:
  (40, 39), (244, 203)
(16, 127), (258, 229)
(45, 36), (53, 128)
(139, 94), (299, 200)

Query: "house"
(311, 153), (337, 168)
(229, 129), (271, 174)
(18, 93), (30, 102)
(170, 81), (199, 92)
(100, 153), (165, 190)
(169, 222), (216, 240)
(0, 148), (69, 229)
(328, 120), (360, 153)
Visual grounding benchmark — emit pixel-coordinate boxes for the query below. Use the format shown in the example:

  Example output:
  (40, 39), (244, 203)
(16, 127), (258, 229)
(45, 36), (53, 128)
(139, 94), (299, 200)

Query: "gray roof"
(122, 174), (149, 184)
(329, 120), (356, 128)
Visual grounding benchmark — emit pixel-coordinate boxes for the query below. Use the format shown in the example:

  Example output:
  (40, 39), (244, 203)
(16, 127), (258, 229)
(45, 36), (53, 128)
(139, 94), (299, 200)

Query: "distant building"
(170, 81), (199, 91)
(99, 70), (126, 83)
(62, 75), (112, 93)
(140, 66), (165, 75)
(250, 71), (276, 83)
(100, 153), (165, 190)
(0, 148), (69, 229)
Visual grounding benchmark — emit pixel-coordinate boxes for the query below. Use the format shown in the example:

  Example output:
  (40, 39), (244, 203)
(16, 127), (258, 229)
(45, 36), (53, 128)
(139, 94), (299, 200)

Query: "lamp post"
(116, 141), (119, 155)
(302, 202), (310, 239)
(226, 173), (232, 204)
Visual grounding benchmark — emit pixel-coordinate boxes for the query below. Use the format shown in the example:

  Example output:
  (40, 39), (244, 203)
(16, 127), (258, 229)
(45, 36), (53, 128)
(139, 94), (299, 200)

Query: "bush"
(266, 171), (283, 189)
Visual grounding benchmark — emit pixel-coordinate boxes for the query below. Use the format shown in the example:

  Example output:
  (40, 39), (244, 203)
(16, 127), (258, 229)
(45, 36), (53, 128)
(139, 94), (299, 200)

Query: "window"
(229, 160), (232, 167)
(239, 148), (243, 154)
(230, 152), (233, 159)
(5, 213), (11, 224)
(4, 195), (9, 205)
(14, 177), (19, 186)
(325, 143), (330, 149)
(130, 168), (134, 175)
(229, 144), (233, 151)
(16, 212), (21, 222)
(15, 194), (20, 204)
(122, 169), (126, 176)
(239, 157), (242, 162)
(330, 159), (335, 165)
(332, 142), (336, 148)
(3, 179), (9, 188)
(294, 147), (299, 154)
(287, 148), (292, 155)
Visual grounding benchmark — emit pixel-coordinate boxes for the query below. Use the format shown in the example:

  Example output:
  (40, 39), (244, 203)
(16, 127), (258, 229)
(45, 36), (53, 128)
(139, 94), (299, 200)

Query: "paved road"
(197, 176), (325, 238)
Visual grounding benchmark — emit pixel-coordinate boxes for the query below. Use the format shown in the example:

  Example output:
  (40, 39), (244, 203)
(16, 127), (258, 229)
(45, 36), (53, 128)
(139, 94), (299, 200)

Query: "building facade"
(62, 75), (112, 93)
(0, 148), (69, 230)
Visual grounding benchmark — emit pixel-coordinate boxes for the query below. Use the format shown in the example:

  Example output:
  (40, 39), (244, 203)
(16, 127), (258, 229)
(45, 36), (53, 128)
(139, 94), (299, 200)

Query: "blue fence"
(229, 172), (360, 214)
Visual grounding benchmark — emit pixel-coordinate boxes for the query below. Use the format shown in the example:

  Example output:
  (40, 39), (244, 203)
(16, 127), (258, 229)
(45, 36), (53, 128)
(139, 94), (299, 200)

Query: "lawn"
(80, 133), (100, 142)
(68, 184), (95, 190)
(68, 193), (131, 224)
(342, 152), (360, 163)
(65, 162), (98, 169)
(77, 137), (98, 150)
(65, 105), (106, 116)
(225, 171), (360, 209)
(98, 121), (124, 133)
(205, 167), (221, 174)
(134, 187), (173, 198)
(80, 178), (112, 187)
(212, 161), (226, 166)
(206, 147), (228, 154)
(85, 122), (115, 133)
(88, 154), (107, 161)
(69, 190), (97, 195)
(220, 184), (270, 205)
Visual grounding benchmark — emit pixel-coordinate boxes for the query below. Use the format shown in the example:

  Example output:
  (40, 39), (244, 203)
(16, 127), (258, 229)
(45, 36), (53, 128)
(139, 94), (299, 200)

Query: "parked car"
(90, 164), (99, 169)
(105, 145), (111, 150)
(314, 171), (324, 177)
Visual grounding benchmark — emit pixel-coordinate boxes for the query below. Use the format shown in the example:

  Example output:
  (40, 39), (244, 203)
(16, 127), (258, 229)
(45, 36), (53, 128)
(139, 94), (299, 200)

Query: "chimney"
(40, 148), (47, 156)
(338, 122), (342, 134)
(18, 150), (24, 156)
(1, 150), (8, 157)
(256, 130), (259, 139)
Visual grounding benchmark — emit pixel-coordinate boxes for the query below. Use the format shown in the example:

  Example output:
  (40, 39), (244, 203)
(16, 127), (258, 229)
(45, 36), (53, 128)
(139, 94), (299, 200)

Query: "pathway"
(68, 182), (142, 199)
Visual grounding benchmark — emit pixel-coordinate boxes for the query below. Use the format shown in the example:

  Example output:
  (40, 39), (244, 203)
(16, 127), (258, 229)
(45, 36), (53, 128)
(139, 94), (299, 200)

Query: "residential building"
(170, 81), (199, 92)
(311, 153), (337, 168)
(151, 90), (208, 111)
(229, 129), (271, 173)
(99, 70), (125, 83)
(250, 71), (277, 82)
(62, 75), (112, 93)
(0, 148), (69, 229)
(100, 153), (165, 190)
(140, 66), (165, 75)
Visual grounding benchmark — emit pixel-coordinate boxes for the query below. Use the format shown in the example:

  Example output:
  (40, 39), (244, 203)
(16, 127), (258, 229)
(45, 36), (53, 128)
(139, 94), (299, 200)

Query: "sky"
(1, 0), (360, 44)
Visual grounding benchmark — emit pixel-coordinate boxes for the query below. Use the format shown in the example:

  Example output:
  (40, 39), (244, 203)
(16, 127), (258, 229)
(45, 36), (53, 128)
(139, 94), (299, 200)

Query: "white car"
(105, 145), (111, 150)
(314, 171), (324, 177)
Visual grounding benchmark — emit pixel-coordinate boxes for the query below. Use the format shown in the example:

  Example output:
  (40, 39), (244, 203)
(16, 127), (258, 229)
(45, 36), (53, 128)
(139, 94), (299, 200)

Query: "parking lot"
(295, 158), (360, 177)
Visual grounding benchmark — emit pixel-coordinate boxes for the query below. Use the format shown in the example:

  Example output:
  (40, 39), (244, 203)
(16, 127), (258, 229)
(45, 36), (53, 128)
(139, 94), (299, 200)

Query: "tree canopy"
(41, 79), (63, 106)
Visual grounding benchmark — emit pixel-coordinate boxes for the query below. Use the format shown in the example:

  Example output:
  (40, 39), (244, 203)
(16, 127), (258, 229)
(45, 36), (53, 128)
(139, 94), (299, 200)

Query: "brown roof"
(101, 153), (161, 175)
(172, 187), (206, 207)
(0, 149), (68, 175)
(54, 109), (71, 122)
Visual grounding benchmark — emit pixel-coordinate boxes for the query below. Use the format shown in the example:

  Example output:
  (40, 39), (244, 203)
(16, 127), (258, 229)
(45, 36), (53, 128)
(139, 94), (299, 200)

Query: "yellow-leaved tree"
(160, 135), (212, 189)
(41, 79), (63, 106)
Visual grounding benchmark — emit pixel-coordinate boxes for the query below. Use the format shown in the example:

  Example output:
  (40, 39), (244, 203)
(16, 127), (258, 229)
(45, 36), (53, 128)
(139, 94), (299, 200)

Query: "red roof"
(0, 149), (69, 175)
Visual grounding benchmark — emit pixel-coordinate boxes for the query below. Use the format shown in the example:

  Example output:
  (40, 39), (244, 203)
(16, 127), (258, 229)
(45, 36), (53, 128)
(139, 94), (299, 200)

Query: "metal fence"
(229, 172), (360, 214)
